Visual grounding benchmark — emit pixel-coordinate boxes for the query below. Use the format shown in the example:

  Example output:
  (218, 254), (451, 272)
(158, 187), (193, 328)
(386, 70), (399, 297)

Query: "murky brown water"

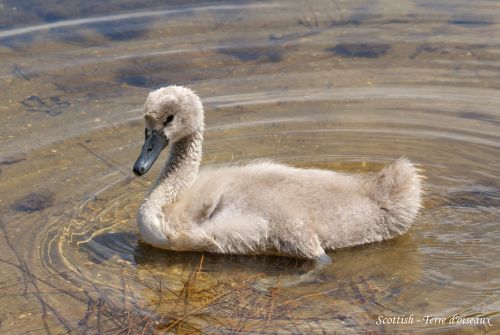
(1, 1), (499, 334)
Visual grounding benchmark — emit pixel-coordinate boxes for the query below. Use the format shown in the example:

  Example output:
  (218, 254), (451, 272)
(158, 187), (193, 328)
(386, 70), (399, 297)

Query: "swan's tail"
(369, 158), (423, 236)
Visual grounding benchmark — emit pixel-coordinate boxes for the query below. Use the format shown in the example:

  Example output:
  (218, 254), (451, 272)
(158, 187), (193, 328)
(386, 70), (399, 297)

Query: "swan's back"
(182, 160), (364, 217)
(170, 159), (421, 252)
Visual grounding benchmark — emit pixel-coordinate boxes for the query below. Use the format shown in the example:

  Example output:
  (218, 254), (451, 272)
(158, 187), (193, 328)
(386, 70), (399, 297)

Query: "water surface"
(0, 1), (499, 334)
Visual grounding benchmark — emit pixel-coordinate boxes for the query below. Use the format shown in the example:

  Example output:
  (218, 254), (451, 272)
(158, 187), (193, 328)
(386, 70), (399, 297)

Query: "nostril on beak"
(147, 146), (153, 153)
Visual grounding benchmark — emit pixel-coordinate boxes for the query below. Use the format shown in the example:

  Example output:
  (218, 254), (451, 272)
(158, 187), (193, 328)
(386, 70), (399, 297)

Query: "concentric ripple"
(1, 1), (499, 334)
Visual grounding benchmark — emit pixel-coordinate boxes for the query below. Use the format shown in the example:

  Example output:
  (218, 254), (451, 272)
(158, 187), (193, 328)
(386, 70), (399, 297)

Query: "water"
(0, 1), (499, 333)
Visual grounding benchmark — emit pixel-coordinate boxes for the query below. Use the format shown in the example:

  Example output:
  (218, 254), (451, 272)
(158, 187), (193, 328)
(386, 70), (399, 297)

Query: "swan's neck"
(149, 131), (203, 205)
(138, 131), (203, 246)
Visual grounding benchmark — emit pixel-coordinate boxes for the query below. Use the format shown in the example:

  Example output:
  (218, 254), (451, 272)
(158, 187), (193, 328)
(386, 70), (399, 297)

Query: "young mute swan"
(133, 86), (422, 263)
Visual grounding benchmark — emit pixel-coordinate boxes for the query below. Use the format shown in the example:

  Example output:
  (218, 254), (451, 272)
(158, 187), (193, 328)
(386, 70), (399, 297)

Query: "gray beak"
(133, 129), (168, 176)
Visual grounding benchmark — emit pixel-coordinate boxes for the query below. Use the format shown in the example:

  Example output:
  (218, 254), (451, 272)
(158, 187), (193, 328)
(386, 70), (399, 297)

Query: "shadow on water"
(326, 43), (391, 58)
(84, 231), (318, 274)
(12, 190), (55, 213)
(134, 241), (313, 272)
(218, 46), (283, 63)
(447, 187), (500, 208)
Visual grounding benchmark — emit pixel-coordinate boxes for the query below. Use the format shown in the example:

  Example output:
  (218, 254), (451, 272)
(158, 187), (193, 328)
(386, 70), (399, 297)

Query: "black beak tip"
(133, 164), (146, 176)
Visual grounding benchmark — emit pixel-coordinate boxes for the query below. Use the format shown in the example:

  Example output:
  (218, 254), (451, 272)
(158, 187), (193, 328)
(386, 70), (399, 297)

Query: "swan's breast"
(137, 203), (170, 247)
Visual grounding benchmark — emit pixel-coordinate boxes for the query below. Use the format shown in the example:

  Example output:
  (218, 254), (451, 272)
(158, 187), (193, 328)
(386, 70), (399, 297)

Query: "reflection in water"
(0, 0), (499, 333)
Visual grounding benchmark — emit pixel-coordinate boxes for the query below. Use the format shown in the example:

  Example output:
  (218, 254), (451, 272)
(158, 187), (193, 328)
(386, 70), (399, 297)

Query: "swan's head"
(133, 85), (204, 176)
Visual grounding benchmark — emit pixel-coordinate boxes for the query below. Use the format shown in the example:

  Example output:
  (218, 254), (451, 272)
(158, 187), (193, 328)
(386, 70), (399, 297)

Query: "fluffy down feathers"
(135, 87), (423, 261)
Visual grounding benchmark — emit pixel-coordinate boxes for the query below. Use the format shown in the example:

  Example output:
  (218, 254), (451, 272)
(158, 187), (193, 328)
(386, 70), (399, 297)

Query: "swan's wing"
(194, 194), (224, 222)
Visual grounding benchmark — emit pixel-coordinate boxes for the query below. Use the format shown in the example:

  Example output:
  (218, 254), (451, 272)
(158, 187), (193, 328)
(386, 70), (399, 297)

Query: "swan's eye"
(145, 128), (151, 139)
(163, 115), (174, 127)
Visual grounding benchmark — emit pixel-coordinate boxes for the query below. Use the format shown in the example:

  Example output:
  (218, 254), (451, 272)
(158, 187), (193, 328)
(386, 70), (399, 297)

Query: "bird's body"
(133, 86), (422, 261)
